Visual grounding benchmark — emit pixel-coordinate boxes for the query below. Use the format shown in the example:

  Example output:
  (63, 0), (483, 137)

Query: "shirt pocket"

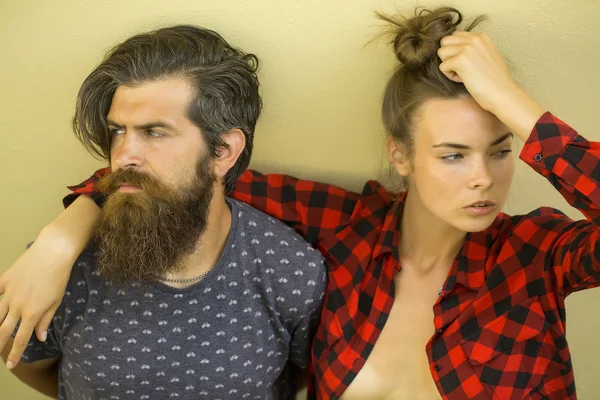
(459, 297), (564, 398)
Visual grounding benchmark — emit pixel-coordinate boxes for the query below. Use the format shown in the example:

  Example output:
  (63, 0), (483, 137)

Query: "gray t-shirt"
(22, 198), (327, 400)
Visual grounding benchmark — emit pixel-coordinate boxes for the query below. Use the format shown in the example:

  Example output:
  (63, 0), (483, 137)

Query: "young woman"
(1, 7), (597, 399)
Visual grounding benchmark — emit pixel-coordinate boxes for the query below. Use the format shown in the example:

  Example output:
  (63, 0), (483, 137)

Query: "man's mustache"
(97, 169), (166, 195)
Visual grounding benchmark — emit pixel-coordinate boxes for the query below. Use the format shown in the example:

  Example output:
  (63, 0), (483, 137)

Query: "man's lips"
(118, 184), (142, 193)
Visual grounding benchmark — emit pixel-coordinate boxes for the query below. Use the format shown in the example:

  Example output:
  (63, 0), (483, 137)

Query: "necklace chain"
(161, 270), (211, 284)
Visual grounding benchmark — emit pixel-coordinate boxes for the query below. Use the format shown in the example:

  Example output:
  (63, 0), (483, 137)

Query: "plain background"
(1, 0), (599, 398)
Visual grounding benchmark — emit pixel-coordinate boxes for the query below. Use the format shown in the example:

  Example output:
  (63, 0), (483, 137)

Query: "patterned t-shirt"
(21, 198), (327, 400)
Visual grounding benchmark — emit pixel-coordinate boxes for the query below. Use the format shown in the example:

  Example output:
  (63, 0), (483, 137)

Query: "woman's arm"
(0, 195), (100, 368)
(0, 165), (364, 367)
(439, 31), (600, 293)
(65, 167), (365, 245)
(518, 113), (600, 294)
(231, 170), (362, 244)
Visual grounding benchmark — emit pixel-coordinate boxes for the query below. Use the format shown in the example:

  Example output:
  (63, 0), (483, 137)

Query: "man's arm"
(1, 337), (59, 398)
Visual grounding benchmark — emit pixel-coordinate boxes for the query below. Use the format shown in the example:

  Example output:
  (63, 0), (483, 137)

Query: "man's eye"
(109, 129), (125, 136)
(147, 130), (165, 138)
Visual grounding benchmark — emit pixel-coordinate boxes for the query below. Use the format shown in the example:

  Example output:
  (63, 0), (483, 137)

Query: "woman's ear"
(387, 137), (411, 177)
(212, 128), (245, 180)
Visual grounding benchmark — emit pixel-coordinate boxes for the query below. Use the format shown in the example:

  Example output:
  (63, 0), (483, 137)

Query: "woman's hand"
(0, 226), (74, 369)
(438, 31), (546, 140)
(0, 195), (100, 369)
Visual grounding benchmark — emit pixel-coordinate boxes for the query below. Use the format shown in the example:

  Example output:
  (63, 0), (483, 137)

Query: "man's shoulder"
(64, 247), (104, 295)
(229, 199), (327, 317)
(230, 198), (319, 251)
(229, 198), (326, 274)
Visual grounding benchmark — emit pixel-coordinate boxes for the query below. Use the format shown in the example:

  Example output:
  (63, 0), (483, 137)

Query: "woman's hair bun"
(378, 7), (472, 69)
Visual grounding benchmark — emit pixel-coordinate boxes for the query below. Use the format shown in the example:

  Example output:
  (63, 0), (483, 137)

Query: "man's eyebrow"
(432, 132), (514, 149)
(106, 119), (123, 128)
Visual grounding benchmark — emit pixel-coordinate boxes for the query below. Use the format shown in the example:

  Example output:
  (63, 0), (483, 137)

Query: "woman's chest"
(341, 277), (443, 400)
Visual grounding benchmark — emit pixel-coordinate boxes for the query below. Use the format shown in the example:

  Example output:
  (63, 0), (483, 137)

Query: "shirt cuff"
(519, 111), (579, 175)
(62, 192), (106, 209)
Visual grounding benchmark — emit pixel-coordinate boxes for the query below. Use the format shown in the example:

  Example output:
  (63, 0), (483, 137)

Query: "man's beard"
(93, 155), (215, 285)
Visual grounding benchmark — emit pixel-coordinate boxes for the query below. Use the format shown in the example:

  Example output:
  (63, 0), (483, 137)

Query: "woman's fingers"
(439, 57), (464, 83)
(35, 307), (57, 342)
(7, 315), (39, 368)
(437, 45), (464, 62)
(0, 311), (18, 366)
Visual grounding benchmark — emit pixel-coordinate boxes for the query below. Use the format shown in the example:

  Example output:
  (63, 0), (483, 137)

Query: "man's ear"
(212, 129), (246, 180)
(387, 137), (411, 177)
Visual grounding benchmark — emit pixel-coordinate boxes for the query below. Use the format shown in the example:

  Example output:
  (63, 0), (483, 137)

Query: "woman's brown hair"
(378, 7), (486, 159)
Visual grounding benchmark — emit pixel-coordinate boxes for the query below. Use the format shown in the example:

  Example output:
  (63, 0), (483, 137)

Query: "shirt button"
(435, 364), (442, 372)
(437, 329), (443, 334)
(534, 153), (543, 162)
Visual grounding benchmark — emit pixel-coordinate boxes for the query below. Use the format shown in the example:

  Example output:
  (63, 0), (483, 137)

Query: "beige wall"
(1, 0), (599, 398)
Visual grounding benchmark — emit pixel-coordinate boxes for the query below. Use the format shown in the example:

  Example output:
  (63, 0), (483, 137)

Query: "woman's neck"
(399, 190), (466, 276)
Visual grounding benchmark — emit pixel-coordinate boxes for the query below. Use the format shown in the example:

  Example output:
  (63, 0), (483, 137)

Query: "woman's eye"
(441, 154), (463, 162)
(494, 149), (513, 158)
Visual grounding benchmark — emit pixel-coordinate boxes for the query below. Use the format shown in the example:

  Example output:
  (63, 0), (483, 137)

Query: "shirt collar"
(372, 192), (405, 260)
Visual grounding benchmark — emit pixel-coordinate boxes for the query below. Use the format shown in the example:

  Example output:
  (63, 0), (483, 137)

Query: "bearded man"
(5, 25), (326, 400)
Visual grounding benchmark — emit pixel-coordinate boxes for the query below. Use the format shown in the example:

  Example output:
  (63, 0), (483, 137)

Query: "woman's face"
(391, 96), (515, 233)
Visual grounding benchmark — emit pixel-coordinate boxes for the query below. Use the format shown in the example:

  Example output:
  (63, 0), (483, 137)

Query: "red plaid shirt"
(66, 112), (600, 399)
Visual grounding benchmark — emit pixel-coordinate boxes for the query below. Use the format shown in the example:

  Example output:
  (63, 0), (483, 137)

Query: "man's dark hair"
(73, 25), (262, 192)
